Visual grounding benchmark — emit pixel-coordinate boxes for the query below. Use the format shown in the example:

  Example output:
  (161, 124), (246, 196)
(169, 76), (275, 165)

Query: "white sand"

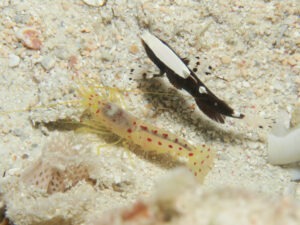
(0, 0), (299, 224)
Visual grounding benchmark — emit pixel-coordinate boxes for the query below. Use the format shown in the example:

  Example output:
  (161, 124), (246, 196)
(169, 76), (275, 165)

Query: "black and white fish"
(141, 31), (244, 123)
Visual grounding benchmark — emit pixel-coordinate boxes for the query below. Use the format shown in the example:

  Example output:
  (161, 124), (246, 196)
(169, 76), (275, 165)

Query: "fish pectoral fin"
(196, 99), (226, 123)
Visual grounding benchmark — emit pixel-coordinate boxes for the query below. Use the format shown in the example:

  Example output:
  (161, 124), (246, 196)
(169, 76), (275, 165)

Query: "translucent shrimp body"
(80, 87), (215, 182)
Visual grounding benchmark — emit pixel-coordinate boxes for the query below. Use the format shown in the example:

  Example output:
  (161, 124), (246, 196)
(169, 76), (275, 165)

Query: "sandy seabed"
(0, 0), (299, 224)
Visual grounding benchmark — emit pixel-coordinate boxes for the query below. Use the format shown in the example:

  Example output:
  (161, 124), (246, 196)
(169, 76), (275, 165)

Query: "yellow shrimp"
(1, 82), (215, 182)
(78, 85), (215, 182)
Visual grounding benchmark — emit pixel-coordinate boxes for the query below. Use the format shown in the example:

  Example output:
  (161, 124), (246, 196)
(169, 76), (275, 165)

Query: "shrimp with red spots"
(79, 86), (215, 182)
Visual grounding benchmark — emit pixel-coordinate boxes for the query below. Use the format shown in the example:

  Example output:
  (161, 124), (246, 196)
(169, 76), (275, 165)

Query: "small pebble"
(221, 55), (231, 64)
(8, 54), (20, 67)
(68, 55), (78, 69)
(41, 55), (56, 70)
(129, 44), (139, 54)
(242, 81), (250, 88)
(255, 89), (264, 97)
(296, 38), (300, 47)
(287, 57), (297, 66)
(12, 155), (17, 161)
(82, 0), (106, 7)
(294, 53), (300, 62)
(16, 27), (42, 50)
(21, 154), (29, 159)
(55, 48), (71, 60)
(12, 129), (24, 137)
(248, 142), (259, 149)
(100, 50), (113, 61)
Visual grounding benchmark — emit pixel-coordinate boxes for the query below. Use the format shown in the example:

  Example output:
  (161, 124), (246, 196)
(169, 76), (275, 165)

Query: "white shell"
(268, 127), (300, 165)
(141, 31), (190, 79)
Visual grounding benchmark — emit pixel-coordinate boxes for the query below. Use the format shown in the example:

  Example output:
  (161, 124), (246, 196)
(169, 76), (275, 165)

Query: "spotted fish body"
(82, 89), (215, 182)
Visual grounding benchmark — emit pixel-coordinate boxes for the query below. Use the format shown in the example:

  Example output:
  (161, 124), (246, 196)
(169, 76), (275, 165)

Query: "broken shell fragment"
(41, 55), (56, 70)
(16, 27), (42, 50)
(8, 54), (20, 67)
